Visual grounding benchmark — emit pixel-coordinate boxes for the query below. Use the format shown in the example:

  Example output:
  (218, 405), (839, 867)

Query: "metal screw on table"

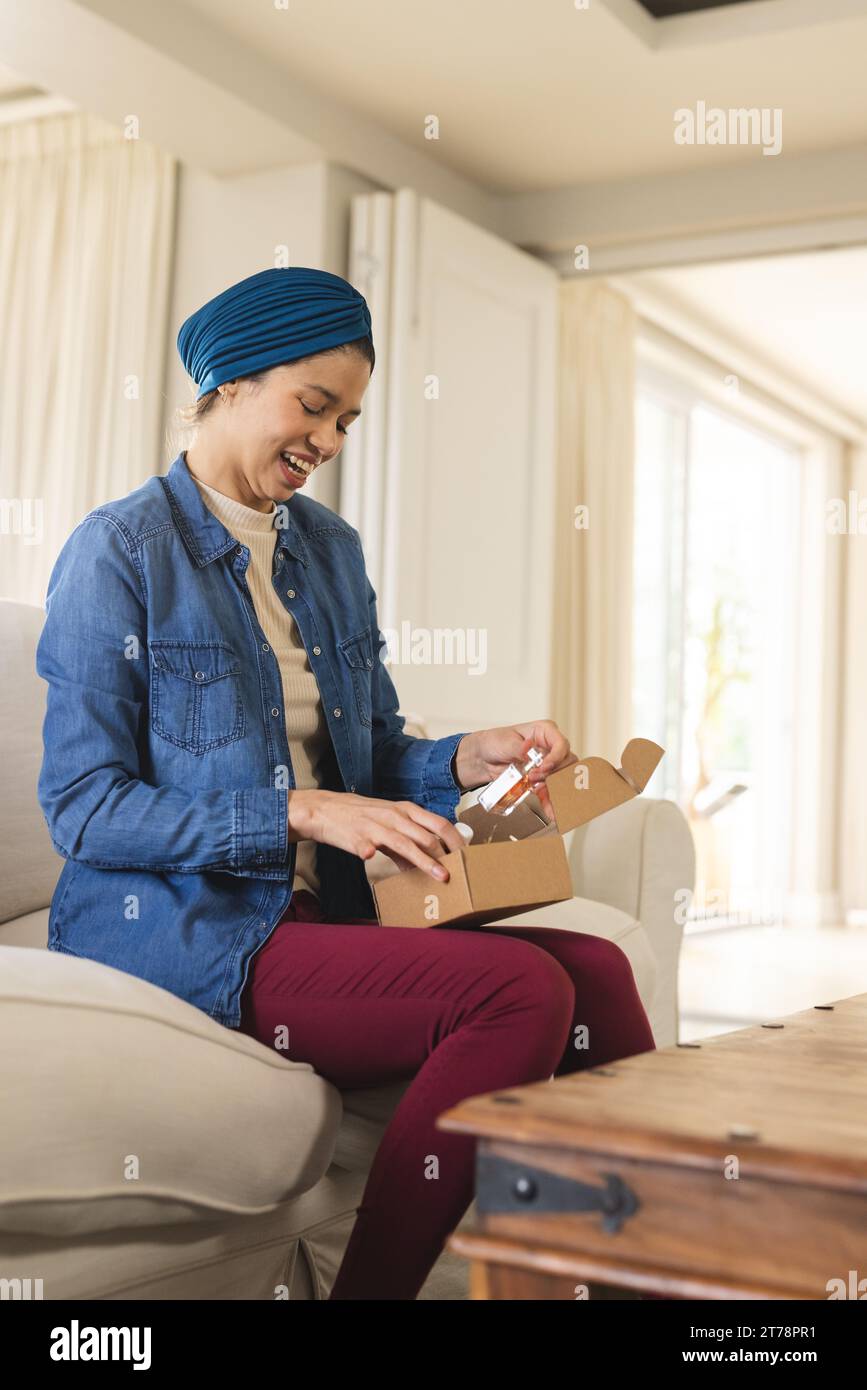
(512, 1176), (538, 1203)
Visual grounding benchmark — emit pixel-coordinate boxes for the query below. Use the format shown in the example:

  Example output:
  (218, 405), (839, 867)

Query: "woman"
(37, 266), (655, 1301)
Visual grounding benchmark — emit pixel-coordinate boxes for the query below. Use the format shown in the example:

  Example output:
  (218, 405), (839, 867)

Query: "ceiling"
(623, 245), (867, 429)
(174, 0), (867, 190)
(3, 0), (867, 270)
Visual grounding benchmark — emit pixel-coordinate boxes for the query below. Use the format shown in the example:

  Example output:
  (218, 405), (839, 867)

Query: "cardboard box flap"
(620, 737), (665, 793)
(544, 737), (664, 835)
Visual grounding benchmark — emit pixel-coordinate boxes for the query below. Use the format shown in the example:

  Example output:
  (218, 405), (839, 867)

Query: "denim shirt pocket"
(149, 639), (246, 754)
(338, 627), (375, 728)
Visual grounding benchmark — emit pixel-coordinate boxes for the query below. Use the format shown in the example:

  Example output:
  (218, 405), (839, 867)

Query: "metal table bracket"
(477, 1153), (640, 1234)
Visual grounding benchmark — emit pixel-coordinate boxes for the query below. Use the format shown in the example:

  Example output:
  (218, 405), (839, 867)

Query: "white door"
(342, 190), (558, 741)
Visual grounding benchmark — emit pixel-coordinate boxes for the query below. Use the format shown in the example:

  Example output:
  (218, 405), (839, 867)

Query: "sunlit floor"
(678, 920), (867, 1043)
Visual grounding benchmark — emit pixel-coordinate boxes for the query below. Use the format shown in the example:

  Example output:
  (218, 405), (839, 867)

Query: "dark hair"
(174, 335), (375, 431)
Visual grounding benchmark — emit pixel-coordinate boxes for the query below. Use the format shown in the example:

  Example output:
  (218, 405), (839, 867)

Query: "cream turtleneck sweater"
(191, 473), (330, 898)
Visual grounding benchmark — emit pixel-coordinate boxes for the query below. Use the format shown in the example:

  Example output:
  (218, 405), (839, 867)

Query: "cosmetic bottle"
(476, 746), (545, 816)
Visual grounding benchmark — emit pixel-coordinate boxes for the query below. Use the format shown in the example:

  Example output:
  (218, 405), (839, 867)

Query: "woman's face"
(211, 350), (371, 504)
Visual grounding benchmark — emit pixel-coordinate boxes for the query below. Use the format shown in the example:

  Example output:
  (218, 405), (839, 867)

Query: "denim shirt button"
(194, 671), (205, 681)
(334, 707), (342, 717)
(255, 854), (265, 864)
(271, 707), (279, 717)
(366, 658), (373, 668)
(313, 645), (321, 656)
(349, 783), (356, 792)
(287, 589), (296, 598)
(262, 643), (270, 652)
(236, 547), (244, 556)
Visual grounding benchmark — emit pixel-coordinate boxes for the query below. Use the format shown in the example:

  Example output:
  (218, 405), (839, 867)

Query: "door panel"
(344, 190), (558, 740)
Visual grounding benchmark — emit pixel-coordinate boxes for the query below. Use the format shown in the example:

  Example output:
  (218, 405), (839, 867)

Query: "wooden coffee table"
(436, 994), (867, 1300)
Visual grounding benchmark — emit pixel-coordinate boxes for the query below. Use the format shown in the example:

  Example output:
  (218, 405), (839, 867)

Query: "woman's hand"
(286, 789), (467, 881)
(454, 721), (578, 818)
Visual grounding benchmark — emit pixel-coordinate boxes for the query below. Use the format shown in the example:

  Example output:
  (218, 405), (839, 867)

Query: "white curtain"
(0, 112), (177, 607)
(551, 280), (637, 758)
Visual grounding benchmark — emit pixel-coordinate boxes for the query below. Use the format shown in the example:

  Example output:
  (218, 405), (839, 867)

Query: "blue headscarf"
(177, 266), (374, 399)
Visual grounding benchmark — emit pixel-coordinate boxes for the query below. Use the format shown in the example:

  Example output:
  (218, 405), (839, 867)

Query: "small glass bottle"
(476, 746), (544, 816)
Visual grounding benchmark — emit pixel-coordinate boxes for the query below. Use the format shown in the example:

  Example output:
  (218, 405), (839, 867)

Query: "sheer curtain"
(550, 279), (637, 757)
(0, 111), (176, 607)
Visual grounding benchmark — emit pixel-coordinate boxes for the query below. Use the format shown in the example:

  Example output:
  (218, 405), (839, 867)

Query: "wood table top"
(436, 993), (867, 1192)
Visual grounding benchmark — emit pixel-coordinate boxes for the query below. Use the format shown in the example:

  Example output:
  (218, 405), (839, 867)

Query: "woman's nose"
(307, 426), (340, 460)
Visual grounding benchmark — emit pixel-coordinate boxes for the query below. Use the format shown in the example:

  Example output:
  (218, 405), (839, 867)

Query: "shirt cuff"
(421, 731), (472, 817)
(233, 788), (289, 869)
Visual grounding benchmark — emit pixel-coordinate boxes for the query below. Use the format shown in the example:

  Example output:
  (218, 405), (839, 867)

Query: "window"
(633, 363), (802, 926)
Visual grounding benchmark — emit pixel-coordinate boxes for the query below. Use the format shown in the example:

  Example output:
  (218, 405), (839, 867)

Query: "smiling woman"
(177, 357), (372, 478)
(173, 276), (372, 492)
(180, 351), (372, 505)
(37, 263), (654, 1302)
(174, 265), (374, 506)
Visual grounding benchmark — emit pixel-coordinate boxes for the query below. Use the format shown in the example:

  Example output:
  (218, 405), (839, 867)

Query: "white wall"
(160, 159), (383, 512)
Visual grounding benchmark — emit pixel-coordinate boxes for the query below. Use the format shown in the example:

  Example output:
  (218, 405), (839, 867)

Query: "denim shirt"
(36, 453), (469, 1029)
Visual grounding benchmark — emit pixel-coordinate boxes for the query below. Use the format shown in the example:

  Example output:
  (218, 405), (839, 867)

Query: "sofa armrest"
(564, 798), (695, 1047)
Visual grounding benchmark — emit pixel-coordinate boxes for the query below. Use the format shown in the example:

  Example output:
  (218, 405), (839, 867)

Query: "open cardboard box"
(372, 737), (664, 930)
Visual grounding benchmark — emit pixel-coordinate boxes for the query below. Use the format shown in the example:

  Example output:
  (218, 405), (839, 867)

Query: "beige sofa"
(0, 599), (694, 1300)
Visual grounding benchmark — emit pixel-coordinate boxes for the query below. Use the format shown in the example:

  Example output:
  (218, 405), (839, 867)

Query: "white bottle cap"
(455, 821), (474, 843)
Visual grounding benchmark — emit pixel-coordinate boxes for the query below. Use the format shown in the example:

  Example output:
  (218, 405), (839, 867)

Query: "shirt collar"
(160, 453), (309, 568)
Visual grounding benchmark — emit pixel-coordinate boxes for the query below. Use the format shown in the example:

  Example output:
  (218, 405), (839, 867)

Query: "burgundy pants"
(238, 889), (655, 1300)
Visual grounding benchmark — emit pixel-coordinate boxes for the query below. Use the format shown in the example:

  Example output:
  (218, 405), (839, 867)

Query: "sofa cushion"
(0, 945), (342, 1237)
(0, 907), (48, 950)
(0, 1163), (369, 1299)
(0, 601), (63, 926)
